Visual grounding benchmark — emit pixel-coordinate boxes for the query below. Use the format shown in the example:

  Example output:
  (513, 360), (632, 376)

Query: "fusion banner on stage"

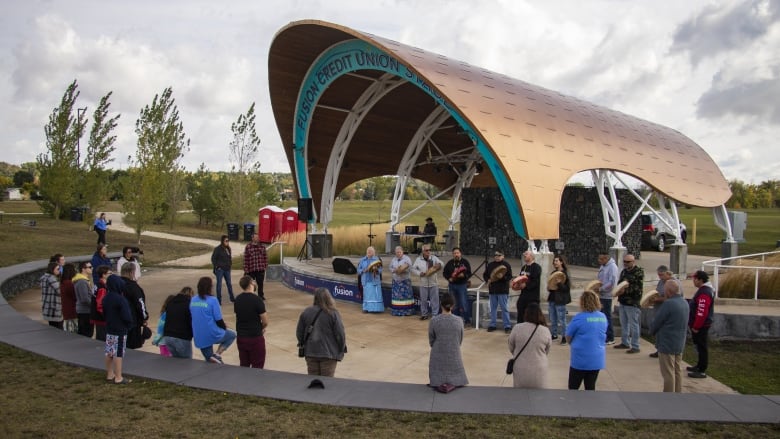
(283, 266), (418, 310)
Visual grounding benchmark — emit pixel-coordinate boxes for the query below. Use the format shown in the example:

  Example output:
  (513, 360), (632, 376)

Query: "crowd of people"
(35, 232), (715, 393)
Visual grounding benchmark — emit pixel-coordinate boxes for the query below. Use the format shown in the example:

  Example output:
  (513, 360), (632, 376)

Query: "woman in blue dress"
(357, 246), (384, 313)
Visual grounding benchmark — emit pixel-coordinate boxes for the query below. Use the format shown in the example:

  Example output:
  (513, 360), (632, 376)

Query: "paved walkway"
(2, 216), (778, 422)
(7, 266), (736, 393)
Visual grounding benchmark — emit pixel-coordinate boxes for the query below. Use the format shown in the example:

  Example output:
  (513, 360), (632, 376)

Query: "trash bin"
(243, 223), (256, 241)
(227, 223), (240, 241)
(70, 207), (83, 222)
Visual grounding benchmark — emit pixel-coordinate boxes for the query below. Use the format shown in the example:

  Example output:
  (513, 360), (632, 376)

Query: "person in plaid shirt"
(243, 233), (269, 300)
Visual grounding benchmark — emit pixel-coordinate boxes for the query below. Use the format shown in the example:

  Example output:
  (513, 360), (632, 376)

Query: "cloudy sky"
(1, 0), (778, 184)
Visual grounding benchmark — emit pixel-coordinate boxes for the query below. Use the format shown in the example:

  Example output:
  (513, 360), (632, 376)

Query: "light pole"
(76, 107), (87, 167)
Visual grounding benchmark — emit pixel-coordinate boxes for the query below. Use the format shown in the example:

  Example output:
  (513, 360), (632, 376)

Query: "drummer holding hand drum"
(483, 250), (513, 333)
(411, 244), (443, 320)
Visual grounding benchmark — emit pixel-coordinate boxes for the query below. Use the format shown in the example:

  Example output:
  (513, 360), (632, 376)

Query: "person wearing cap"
(687, 270), (715, 379)
(413, 217), (437, 254)
(614, 254), (643, 353)
(483, 250), (512, 333)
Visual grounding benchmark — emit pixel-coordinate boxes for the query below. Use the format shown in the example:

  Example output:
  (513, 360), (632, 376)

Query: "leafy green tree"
(0, 162), (21, 178)
(122, 87), (189, 242)
(0, 175), (12, 192)
(12, 170), (34, 188)
(188, 164), (221, 225)
(37, 80), (86, 219)
(224, 103), (262, 223)
(80, 92), (120, 215)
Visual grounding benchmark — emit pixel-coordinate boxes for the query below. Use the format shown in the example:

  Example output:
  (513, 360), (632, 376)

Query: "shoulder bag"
(298, 309), (323, 357)
(506, 324), (539, 374)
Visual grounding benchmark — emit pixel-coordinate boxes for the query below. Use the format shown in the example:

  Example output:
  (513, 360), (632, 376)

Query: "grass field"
(0, 342), (778, 438)
(2, 200), (779, 436)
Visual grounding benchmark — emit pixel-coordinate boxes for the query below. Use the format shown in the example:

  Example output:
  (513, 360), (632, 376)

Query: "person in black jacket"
(120, 263), (149, 349)
(211, 235), (234, 303)
(162, 286), (195, 358)
(547, 255), (571, 344)
(103, 274), (133, 384)
(483, 250), (512, 333)
(517, 250), (542, 324)
(442, 247), (472, 326)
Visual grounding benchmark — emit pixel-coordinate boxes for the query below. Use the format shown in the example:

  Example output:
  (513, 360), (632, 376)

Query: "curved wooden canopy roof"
(268, 20), (730, 239)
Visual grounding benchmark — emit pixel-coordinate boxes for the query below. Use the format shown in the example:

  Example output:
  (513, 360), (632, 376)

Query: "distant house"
(2, 187), (23, 201)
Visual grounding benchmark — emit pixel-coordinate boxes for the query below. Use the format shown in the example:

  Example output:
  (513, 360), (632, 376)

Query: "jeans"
(691, 326), (710, 372)
(199, 329), (237, 360)
(419, 285), (439, 317)
(618, 304), (641, 350)
(548, 302), (567, 337)
(215, 268), (234, 303)
(164, 336), (193, 359)
(600, 297), (614, 342)
(489, 294), (511, 329)
(449, 282), (470, 324)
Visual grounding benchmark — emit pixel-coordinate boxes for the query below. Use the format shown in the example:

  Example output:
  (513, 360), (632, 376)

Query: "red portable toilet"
(257, 205), (284, 243)
(282, 207), (307, 234)
(272, 207), (285, 239)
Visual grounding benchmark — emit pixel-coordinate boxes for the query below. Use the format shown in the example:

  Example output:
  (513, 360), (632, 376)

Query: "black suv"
(641, 212), (686, 251)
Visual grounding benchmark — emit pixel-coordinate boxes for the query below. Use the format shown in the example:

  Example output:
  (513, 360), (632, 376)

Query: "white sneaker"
(209, 355), (223, 364)
(605, 340), (616, 345)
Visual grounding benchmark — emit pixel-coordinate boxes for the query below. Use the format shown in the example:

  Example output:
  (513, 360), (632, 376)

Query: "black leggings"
(77, 313), (93, 338)
(568, 367), (600, 390)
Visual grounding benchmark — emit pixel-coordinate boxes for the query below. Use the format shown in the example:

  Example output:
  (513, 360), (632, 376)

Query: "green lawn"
(0, 343), (778, 438)
(679, 207), (780, 257)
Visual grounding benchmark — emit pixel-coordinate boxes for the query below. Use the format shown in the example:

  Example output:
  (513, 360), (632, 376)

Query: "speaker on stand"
(297, 197), (314, 261)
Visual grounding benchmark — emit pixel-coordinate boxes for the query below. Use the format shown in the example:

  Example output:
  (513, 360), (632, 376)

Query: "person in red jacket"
(687, 270), (715, 378)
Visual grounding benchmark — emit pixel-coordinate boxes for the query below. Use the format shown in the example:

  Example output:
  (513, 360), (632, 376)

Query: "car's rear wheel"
(656, 234), (665, 252)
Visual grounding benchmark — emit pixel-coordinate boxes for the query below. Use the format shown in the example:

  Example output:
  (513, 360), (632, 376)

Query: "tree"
(37, 80), (86, 219)
(122, 87), (189, 242)
(224, 103), (262, 222)
(81, 92), (120, 214)
(188, 163), (222, 226)
(12, 170), (34, 188)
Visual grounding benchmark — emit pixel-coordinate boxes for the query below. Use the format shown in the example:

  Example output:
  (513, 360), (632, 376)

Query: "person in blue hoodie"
(102, 274), (133, 384)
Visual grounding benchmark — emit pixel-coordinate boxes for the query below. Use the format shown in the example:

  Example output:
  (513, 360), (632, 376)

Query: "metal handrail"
(701, 250), (780, 300)
(266, 241), (287, 265)
(469, 281), (487, 330)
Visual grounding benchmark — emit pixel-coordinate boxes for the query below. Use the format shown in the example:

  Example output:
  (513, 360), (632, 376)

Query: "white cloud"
(0, 0), (777, 183)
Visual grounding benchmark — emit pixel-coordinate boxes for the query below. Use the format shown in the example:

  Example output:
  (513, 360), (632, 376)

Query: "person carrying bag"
(506, 324), (539, 374)
(298, 309), (323, 357)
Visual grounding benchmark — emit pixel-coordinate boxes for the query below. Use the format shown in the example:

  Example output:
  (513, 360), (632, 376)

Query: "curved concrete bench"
(1, 259), (778, 423)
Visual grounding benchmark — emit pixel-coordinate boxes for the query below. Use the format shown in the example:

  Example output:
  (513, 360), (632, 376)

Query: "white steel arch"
(318, 73), (406, 232)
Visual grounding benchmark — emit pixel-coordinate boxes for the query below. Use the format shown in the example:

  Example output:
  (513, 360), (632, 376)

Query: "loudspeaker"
(298, 197), (313, 222)
(484, 197), (495, 228)
(332, 257), (357, 275)
(478, 196), (495, 228)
